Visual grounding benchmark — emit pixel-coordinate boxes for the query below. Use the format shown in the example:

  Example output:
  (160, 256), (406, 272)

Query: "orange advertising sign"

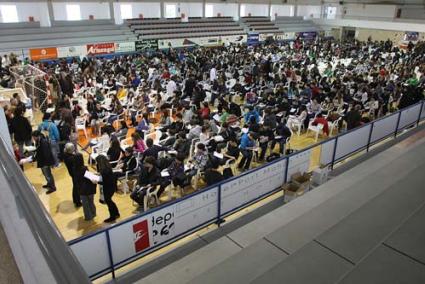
(29, 47), (58, 61)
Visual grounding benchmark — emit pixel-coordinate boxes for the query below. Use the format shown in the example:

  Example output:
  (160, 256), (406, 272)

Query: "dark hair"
(176, 153), (185, 162)
(42, 113), (51, 120)
(110, 136), (121, 150)
(146, 138), (153, 147)
(96, 154), (112, 174)
(144, 156), (156, 166)
(125, 147), (134, 155)
(197, 143), (206, 151)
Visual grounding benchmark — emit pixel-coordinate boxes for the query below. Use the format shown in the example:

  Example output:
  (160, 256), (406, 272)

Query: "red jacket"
(313, 117), (329, 136)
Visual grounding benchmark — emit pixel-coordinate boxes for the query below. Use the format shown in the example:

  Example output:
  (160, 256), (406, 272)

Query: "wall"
(270, 5), (294, 20)
(240, 3), (269, 17)
(343, 4), (396, 20)
(179, 2), (203, 18)
(113, 2), (161, 24)
(205, 2), (239, 20)
(52, 2), (110, 21)
(0, 2), (50, 26)
(297, 5), (321, 19)
(355, 28), (425, 43)
(399, 6), (425, 20)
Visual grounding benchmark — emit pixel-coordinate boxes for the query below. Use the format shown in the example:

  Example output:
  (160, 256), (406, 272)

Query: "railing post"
(284, 157), (289, 183)
(105, 230), (115, 279)
(216, 184), (225, 226)
(366, 122), (374, 152)
(417, 101), (424, 127)
(394, 110), (402, 138)
(330, 136), (339, 170)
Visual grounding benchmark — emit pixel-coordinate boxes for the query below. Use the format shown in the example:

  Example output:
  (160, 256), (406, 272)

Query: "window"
(205, 4), (213, 18)
(0, 5), (18, 23)
(326, 7), (337, 19)
(120, 4), (133, 20)
(66, 4), (81, 21)
(165, 4), (177, 18)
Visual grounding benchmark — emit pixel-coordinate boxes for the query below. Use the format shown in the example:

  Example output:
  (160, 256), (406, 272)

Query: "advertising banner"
(115, 42), (136, 53)
(296, 31), (317, 40)
(404, 31), (419, 42)
(57, 45), (86, 58)
(107, 187), (218, 265)
(86, 42), (115, 55)
(259, 33), (274, 42)
(29, 47), (58, 61)
(157, 35), (246, 49)
(135, 39), (158, 51)
(275, 32), (296, 41)
(247, 33), (260, 46)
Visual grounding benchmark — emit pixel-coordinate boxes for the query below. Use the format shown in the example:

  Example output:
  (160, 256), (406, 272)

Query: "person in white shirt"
(210, 66), (217, 82)
(166, 78), (177, 98)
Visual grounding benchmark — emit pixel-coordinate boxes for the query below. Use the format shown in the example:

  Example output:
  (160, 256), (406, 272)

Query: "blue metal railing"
(68, 100), (425, 280)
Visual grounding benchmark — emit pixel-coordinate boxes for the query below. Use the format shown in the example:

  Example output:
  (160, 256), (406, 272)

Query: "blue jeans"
(41, 166), (56, 189)
(50, 140), (60, 166)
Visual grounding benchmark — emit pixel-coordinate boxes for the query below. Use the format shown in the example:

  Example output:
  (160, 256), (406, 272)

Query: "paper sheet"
(84, 171), (101, 182)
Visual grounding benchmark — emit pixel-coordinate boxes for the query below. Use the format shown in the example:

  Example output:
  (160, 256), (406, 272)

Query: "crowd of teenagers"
(4, 37), (424, 223)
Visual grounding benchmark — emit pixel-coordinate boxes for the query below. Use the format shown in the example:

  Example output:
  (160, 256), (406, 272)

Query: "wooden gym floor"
(23, 111), (325, 241)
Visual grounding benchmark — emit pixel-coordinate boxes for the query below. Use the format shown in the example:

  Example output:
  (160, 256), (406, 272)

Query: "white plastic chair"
(328, 117), (342, 135)
(75, 116), (88, 139)
(307, 121), (324, 142)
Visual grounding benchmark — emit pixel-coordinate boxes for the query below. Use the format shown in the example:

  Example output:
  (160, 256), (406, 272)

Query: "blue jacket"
(240, 133), (254, 150)
(244, 110), (260, 124)
(38, 120), (60, 142)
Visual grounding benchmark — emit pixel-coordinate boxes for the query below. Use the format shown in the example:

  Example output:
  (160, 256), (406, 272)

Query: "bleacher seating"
(0, 21), (136, 52)
(240, 16), (280, 33)
(273, 16), (319, 33)
(126, 17), (245, 40)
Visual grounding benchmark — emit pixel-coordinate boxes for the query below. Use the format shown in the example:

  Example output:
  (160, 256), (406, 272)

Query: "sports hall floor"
(23, 110), (325, 241)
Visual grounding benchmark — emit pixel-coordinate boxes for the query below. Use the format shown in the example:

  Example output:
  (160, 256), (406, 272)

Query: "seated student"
(204, 159), (224, 186)
(258, 124), (274, 161)
(142, 138), (168, 162)
(271, 118), (292, 154)
(114, 147), (137, 179)
(160, 128), (177, 147)
(199, 102), (211, 120)
(131, 156), (161, 211)
(157, 154), (186, 198)
(114, 120), (128, 140)
(345, 104), (362, 130)
(107, 136), (124, 163)
(199, 125), (211, 145)
(188, 143), (209, 176)
(136, 113), (150, 134)
(244, 106), (260, 124)
(173, 131), (191, 158)
(167, 113), (185, 133)
(187, 119), (202, 140)
(132, 132), (147, 153)
(311, 113), (329, 136)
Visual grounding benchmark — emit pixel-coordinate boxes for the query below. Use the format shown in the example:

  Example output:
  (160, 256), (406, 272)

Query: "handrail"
(0, 136), (90, 283)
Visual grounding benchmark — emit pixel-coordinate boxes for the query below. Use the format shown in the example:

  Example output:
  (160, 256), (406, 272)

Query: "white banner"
(115, 42), (136, 53)
(259, 33), (274, 42)
(158, 34), (247, 49)
(57, 46), (86, 58)
(107, 187), (218, 265)
(274, 32), (296, 41)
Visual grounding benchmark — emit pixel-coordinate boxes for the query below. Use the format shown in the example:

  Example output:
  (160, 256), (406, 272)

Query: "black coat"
(63, 152), (75, 177)
(99, 169), (117, 198)
(74, 166), (97, 196)
(34, 136), (55, 168)
(10, 115), (32, 142)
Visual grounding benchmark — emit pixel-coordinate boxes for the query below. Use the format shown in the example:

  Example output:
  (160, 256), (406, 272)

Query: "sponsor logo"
(86, 43), (115, 55)
(133, 219), (150, 253)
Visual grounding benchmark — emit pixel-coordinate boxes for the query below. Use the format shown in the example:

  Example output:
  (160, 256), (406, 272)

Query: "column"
(160, 1), (165, 18)
(293, 5), (298, 17)
(238, 2), (241, 20)
(202, 0), (206, 18)
(47, 0), (54, 26)
(268, 1), (272, 19)
(109, 0), (115, 21)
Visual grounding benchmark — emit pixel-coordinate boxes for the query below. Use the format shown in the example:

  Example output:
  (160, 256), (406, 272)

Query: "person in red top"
(199, 102), (211, 120)
(312, 113), (329, 136)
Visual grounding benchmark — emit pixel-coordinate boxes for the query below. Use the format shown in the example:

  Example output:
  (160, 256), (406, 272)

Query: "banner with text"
(86, 42), (115, 56)
(115, 42), (136, 53)
(57, 45), (87, 58)
(135, 39), (159, 51)
(157, 35), (246, 49)
(247, 33), (260, 46)
(29, 47), (58, 61)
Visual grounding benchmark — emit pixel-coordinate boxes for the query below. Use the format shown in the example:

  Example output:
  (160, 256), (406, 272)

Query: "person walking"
(63, 143), (82, 207)
(96, 155), (120, 223)
(10, 106), (32, 157)
(74, 153), (96, 221)
(38, 113), (60, 167)
(31, 130), (57, 194)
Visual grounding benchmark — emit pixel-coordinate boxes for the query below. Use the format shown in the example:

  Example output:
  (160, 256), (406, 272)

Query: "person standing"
(31, 130), (57, 194)
(63, 143), (81, 207)
(38, 113), (60, 167)
(74, 153), (97, 221)
(10, 106), (32, 157)
(96, 155), (120, 223)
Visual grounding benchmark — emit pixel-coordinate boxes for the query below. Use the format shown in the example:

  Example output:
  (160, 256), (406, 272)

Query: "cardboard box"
(312, 165), (330, 186)
(283, 182), (304, 203)
(291, 172), (312, 192)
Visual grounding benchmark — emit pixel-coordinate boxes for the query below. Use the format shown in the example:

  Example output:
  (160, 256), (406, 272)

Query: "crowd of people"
(4, 36), (424, 223)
